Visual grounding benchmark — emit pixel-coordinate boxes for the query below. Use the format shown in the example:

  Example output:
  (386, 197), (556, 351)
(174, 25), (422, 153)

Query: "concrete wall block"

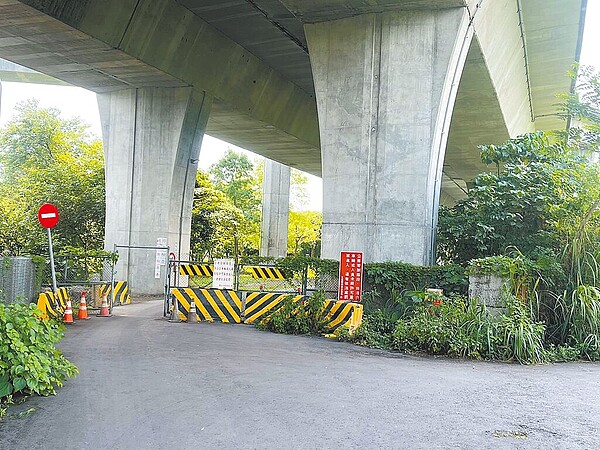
(468, 274), (510, 309)
(320, 223), (372, 260)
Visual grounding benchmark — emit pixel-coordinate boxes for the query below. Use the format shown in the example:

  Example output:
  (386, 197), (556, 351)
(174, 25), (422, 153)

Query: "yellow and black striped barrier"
(179, 264), (213, 277)
(55, 287), (69, 312)
(168, 287), (363, 335)
(100, 281), (131, 305)
(245, 266), (286, 280)
(243, 293), (303, 324)
(243, 293), (363, 333)
(322, 300), (363, 333)
(172, 288), (242, 323)
(36, 292), (61, 320)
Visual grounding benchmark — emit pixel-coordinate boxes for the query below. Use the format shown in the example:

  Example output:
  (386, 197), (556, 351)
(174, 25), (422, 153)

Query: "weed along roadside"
(329, 256), (599, 364)
(0, 302), (78, 420)
(167, 254), (600, 365)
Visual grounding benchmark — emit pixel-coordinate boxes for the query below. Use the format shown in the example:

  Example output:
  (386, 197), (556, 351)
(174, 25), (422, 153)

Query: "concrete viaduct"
(0, 0), (587, 293)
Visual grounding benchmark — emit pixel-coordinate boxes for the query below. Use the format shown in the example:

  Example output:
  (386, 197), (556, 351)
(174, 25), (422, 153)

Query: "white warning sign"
(213, 259), (235, 289)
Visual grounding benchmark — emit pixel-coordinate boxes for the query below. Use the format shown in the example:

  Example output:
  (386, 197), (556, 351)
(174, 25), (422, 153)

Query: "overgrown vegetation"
(365, 262), (468, 297)
(345, 291), (547, 364)
(257, 291), (328, 335)
(343, 66), (600, 364)
(0, 303), (78, 412)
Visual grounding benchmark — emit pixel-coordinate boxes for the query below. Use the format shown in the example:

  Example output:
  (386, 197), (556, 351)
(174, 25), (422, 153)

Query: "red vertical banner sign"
(338, 251), (364, 302)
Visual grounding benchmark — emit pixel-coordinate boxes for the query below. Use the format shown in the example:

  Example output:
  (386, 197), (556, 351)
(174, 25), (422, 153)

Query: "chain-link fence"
(0, 257), (37, 304)
(306, 270), (339, 299)
(238, 263), (303, 293)
(37, 254), (115, 308)
(169, 258), (340, 298)
(36, 254), (113, 287)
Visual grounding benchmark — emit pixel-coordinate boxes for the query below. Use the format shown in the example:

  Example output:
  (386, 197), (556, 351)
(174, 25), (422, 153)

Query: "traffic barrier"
(77, 291), (90, 320)
(245, 266), (286, 280)
(179, 264), (213, 277)
(99, 281), (131, 305)
(36, 292), (60, 320)
(322, 300), (363, 333)
(167, 288), (363, 335)
(55, 287), (69, 312)
(243, 293), (303, 324)
(172, 288), (242, 323)
(243, 293), (362, 333)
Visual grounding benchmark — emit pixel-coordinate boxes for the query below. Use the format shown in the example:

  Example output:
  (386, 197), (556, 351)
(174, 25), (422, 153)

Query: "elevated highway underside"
(0, 0), (586, 290)
(0, 0), (584, 203)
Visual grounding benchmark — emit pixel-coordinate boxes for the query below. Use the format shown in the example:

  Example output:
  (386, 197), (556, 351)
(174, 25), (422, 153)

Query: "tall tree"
(290, 169), (310, 211)
(288, 211), (322, 256)
(0, 100), (105, 255)
(207, 150), (262, 258)
(210, 150), (261, 220)
(559, 65), (600, 154)
(190, 171), (244, 260)
(438, 67), (600, 268)
(437, 132), (598, 266)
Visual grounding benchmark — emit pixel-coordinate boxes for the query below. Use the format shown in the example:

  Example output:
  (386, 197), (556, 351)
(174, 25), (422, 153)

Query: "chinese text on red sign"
(338, 251), (363, 302)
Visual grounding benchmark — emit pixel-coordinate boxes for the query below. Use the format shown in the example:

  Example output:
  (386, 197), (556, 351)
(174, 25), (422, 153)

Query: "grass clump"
(342, 291), (547, 364)
(257, 291), (328, 335)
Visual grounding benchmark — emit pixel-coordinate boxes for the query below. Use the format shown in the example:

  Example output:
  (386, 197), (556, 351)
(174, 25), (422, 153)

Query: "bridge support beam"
(260, 159), (291, 258)
(98, 87), (211, 294)
(305, 8), (473, 264)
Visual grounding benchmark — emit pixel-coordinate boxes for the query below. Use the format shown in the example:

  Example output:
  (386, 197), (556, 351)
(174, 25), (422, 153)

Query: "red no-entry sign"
(38, 203), (60, 229)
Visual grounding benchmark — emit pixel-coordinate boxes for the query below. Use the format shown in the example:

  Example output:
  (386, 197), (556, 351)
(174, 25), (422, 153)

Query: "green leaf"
(0, 373), (13, 397)
(12, 377), (26, 392)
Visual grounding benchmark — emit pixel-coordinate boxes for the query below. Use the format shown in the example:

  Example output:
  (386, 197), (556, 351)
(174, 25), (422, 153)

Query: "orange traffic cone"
(97, 294), (111, 317)
(63, 297), (74, 324)
(77, 291), (90, 320)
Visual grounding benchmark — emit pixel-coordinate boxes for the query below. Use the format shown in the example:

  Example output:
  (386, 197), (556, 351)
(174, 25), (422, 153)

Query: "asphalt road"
(1, 300), (599, 449)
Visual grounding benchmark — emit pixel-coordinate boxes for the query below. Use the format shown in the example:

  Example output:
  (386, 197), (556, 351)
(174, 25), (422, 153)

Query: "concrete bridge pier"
(98, 87), (211, 294)
(260, 159), (291, 258)
(306, 7), (473, 265)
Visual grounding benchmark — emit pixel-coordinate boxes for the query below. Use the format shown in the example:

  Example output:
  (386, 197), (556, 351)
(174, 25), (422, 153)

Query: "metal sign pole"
(164, 246), (170, 314)
(47, 228), (58, 293)
(111, 243), (117, 313)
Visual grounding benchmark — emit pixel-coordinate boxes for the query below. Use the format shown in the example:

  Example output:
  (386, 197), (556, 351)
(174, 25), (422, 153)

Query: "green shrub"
(364, 262), (468, 298)
(348, 310), (396, 349)
(0, 303), (78, 399)
(346, 292), (547, 364)
(361, 289), (409, 319)
(392, 296), (495, 359)
(554, 285), (600, 360)
(257, 291), (328, 335)
(496, 295), (546, 364)
(544, 344), (580, 362)
(0, 395), (12, 421)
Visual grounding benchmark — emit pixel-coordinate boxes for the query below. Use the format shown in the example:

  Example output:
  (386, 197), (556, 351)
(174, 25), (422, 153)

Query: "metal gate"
(112, 244), (170, 313)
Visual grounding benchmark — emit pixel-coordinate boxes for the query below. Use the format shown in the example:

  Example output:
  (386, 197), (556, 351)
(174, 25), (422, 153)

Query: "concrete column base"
(306, 8), (473, 264)
(260, 159), (291, 258)
(98, 87), (211, 294)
